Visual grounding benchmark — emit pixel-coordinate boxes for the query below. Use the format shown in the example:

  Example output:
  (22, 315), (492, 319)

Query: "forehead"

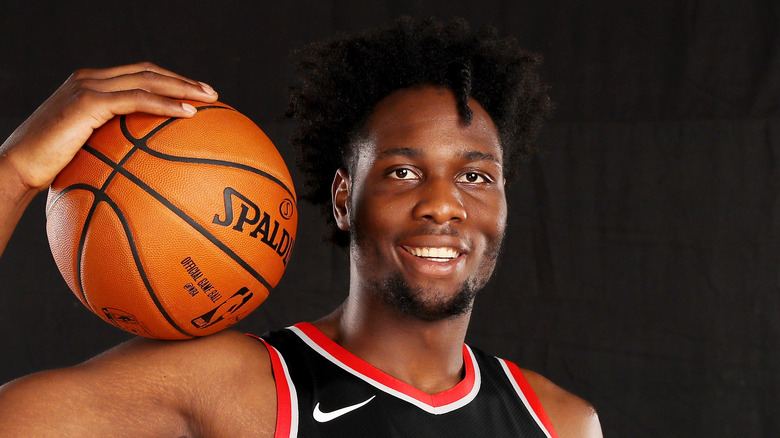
(358, 87), (502, 162)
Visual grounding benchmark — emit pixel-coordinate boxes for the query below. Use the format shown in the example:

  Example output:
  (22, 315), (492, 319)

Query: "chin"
(372, 273), (479, 322)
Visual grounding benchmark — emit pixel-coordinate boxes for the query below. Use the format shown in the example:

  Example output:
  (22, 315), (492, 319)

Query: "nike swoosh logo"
(313, 395), (376, 423)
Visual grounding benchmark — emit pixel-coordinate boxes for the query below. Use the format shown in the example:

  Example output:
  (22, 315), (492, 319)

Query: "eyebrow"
(376, 147), (422, 159)
(376, 147), (500, 163)
(462, 150), (501, 164)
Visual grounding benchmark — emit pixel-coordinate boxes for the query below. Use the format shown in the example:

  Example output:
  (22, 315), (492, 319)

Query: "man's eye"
(390, 168), (416, 180)
(457, 172), (488, 183)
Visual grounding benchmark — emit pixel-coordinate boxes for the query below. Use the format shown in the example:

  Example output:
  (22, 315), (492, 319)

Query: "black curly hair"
(286, 16), (553, 247)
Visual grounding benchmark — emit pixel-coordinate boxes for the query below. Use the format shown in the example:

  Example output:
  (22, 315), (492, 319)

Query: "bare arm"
(523, 369), (603, 438)
(0, 62), (219, 257)
(0, 64), (284, 436)
(0, 330), (277, 438)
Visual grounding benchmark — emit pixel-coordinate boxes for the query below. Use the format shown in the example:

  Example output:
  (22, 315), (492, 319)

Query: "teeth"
(406, 247), (459, 259)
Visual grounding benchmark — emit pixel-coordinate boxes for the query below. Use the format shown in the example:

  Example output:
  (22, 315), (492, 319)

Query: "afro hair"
(286, 16), (553, 247)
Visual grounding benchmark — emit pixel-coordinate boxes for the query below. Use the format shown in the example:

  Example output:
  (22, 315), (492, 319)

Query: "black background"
(1, 1), (778, 436)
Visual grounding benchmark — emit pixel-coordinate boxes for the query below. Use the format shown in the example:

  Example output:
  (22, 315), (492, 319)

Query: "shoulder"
(93, 327), (270, 361)
(169, 330), (279, 436)
(0, 329), (278, 437)
(93, 330), (279, 436)
(84, 329), (275, 390)
(521, 369), (603, 438)
(122, 329), (278, 435)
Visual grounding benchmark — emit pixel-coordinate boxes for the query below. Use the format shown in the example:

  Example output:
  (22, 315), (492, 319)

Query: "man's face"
(334, 86), (507, 321)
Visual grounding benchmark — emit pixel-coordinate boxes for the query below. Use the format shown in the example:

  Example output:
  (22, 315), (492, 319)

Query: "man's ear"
(332, 168), (351, 231)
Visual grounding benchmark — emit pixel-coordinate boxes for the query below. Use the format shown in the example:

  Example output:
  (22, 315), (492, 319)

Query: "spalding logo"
(212, 187), (294, 265)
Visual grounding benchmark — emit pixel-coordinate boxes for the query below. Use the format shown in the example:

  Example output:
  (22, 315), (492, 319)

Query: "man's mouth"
(402, 246), (461, 263)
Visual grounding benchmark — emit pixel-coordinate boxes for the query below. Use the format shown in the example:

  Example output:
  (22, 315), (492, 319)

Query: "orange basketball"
(45, 100), (297, 340)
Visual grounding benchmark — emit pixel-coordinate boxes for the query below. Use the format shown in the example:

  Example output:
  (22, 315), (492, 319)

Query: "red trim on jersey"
(246, 334), (293, 438)
(294, 322), (476, 408)
(504, 361), (559, 438)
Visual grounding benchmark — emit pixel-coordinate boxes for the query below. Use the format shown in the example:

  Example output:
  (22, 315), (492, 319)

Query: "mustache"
(399, 223), (467, 240)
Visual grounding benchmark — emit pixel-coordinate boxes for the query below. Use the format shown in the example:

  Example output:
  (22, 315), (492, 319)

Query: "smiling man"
(338, 87), (507, 322)
(0, 17), (601, 437)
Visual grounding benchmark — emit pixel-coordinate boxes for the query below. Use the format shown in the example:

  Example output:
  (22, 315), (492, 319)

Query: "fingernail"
(182, 103), (197, 115)
(199, 82), (217, 95)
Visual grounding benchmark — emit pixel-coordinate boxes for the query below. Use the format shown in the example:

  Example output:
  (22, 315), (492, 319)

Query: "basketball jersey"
(253, 323), (559, 437)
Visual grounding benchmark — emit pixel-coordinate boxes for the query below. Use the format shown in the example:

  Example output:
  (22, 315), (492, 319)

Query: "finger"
(71, 89), (201, 127)
(73, 62), (200, 85)
(78, 70), (218, 103)
(70, 62), (216, 98)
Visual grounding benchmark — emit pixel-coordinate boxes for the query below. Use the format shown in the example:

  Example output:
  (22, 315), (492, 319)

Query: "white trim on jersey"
(498, 358), (554, 438)
(268, 342), (300, 438)
(288, 325), (482, 415)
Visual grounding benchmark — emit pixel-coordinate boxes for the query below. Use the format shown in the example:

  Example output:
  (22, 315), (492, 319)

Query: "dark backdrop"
(1, 1), (778, 436)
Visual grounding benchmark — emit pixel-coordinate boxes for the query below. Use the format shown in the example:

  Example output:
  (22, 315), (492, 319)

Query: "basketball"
(45, 100), (297, 340)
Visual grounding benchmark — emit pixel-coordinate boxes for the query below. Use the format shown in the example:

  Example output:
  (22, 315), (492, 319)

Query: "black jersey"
(254, 323), (558, 438)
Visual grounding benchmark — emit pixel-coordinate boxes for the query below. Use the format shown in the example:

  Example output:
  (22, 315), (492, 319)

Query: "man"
(0, 18), (602, 437)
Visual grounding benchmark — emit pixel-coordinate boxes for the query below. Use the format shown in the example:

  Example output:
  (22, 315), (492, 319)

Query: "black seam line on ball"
(81, 145), (274, 292)
(129, 105), (297, 203)
(101, 106), (225, 192)
(55, 183), (195, 338)
(95, 113), (170, 192)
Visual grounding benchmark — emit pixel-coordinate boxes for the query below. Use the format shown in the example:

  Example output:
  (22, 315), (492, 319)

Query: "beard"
(352, 223), (506, 322)
(370, 273), (479, 321)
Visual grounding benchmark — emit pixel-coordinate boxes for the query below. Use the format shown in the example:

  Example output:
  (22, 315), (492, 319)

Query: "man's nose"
(411, 178), (467, 224)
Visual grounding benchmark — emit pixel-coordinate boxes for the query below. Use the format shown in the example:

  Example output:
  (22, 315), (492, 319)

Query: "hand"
(0, 62), (219, 193)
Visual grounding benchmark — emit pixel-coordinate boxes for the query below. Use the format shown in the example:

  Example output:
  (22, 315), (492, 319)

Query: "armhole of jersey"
(246, 334), (298, 438)
(499, 359), (559, 438)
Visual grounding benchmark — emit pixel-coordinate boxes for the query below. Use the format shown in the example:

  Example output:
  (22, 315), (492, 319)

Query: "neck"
(314, 291), (472, 395)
